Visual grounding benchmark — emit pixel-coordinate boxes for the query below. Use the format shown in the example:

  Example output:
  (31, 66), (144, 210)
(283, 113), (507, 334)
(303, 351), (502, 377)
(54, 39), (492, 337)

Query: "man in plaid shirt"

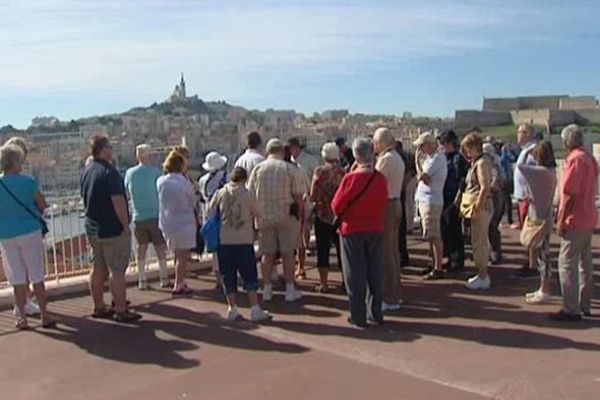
(248, 138), (306, 303)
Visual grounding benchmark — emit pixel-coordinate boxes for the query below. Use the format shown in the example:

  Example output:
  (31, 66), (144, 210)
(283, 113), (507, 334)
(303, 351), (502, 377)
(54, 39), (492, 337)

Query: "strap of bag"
(338, 171), (378, 219)
(0, 178), (45, 227)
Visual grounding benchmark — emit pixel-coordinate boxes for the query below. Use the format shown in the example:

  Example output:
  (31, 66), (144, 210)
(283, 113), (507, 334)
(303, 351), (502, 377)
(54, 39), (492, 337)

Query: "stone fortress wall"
(457, 95), (600, 128)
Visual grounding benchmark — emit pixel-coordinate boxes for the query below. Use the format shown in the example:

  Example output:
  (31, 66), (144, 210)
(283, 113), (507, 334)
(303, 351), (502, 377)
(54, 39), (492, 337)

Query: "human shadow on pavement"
(40, 304), (309, 369)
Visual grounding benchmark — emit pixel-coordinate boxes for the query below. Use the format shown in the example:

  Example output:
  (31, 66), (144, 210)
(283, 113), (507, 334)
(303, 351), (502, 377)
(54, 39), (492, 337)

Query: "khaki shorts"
(134, 219), (166, 246)
(259, 217), (302, 256)
(418, 202), (443, 240)
(89, 233), (132, 275)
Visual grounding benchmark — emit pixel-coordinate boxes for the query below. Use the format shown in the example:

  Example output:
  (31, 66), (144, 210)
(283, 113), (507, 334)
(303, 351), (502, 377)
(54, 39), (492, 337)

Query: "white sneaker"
(138, 280), (149, 290)
(284, 288), (302, 302)
(27, 298), (40, 315)
(465, 275), (491, 290)
(226, 307), (242, 321)
(250, 307), (273, 322)
(14, 298), (41, 317)
(262, 285), (273, 302)
(525, 291), (550, 304)
(382, 302), (401, 312)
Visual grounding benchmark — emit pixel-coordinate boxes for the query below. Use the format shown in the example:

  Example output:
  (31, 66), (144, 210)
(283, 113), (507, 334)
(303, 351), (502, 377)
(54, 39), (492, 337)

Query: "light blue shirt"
(0, 174), (42, 240)
(125, 164), (161, 222)
(415, 152), (448, 206)
(513, 140), (537, 200)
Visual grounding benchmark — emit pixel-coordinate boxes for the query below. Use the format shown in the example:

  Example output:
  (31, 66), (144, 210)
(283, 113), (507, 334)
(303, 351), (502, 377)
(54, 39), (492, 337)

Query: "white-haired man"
(248, 138), (306, 302)
(552, 125), (598, 321)
(125, 144), (169, 290)
(414, 132), (447, 280)
(373, 127), (405, 311)
(513, 124), (539, 276)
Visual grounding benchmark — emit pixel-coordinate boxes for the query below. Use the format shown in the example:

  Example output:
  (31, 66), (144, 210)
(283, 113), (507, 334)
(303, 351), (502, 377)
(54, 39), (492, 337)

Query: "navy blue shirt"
(80, 159), (128, 239)
(443, 151), (469, 205)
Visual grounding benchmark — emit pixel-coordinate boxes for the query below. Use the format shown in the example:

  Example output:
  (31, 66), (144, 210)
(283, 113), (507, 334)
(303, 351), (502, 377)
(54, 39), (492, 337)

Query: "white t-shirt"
(234, 149), (265, 177)
(513, 140), (537, 200)
(415, 152), (448, 206)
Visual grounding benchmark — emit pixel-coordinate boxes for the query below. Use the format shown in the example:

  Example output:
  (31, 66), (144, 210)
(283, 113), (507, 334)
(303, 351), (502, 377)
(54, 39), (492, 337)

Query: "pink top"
(559, 148), (599, 233)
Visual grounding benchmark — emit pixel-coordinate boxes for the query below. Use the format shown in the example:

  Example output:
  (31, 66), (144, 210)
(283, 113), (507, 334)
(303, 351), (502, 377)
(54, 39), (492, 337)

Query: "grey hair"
(561, 124), (584, 150)
(352, 137), (374, 164)
(0, 144), (25, 172)
(5, 136), (28, 157)
(373, 127), (395, 148)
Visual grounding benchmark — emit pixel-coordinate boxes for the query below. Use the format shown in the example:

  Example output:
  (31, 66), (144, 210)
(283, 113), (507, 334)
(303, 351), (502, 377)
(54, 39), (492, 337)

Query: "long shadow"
(39, 314), (201, 369)
(40, 304), (309, 369)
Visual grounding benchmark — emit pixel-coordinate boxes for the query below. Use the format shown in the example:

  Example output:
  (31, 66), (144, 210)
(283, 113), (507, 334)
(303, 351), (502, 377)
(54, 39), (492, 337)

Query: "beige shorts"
(418, 202), (443, 240)
(89, 232), (132, 276)
(259, 217), (302, 256)
(134, 219), (166, 246)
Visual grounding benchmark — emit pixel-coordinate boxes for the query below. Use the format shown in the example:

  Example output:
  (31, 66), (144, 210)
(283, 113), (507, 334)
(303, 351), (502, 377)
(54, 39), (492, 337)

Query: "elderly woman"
(157, 149), (197, 295)
(460, 133), (493, 290)
(0, 144), (54, 329)
(309, 142), (345, 292)
(552, 125), (598, 321)
(3, 136), (43, 317)
(331, 137), (388, 328)
(517, 140), (557, 304)
(208, 167), (272, 322)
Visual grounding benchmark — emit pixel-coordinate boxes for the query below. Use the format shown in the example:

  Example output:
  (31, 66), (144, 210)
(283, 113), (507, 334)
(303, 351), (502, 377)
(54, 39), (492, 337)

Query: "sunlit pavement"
(1, 226), (599, 400)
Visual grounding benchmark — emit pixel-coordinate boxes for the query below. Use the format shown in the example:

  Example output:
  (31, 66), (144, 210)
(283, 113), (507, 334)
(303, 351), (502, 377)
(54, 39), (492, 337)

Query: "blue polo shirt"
(80, 159), (128, 239)
(125, 164), (161, 222)
(0, 174), (42, 240)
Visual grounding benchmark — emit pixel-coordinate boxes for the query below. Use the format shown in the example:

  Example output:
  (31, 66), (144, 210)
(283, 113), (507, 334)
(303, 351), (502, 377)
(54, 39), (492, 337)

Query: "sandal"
(315, 284), (329, 293)
(172, 285), (193, 296)
(295, 270), (307, 280)
(41, 317), (57, 329)
(113, 311), (143, 323)
(15, 318), (30, 330)
(92, 306), (116, 319)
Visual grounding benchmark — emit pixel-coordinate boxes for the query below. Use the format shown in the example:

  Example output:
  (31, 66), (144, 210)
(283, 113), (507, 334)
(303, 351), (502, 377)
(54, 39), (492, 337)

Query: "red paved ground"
(1, 227), (599, 400)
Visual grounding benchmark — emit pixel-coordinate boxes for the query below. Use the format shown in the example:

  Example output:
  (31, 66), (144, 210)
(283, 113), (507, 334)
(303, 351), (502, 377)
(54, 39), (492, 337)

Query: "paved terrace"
(1, 226), (599, 400)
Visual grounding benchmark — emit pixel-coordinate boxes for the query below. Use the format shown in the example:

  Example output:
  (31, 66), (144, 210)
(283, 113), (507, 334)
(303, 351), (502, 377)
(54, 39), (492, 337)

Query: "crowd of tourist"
(0, 122), (598, 329)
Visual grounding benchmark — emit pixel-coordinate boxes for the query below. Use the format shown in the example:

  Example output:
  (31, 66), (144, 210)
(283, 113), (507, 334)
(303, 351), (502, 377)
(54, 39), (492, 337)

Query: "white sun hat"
(202, 151), (228, 171)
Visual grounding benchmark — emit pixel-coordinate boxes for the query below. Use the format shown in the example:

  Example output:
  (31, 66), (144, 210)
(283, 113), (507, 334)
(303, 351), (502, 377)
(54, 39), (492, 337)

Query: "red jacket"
(331, 170), (388, 236)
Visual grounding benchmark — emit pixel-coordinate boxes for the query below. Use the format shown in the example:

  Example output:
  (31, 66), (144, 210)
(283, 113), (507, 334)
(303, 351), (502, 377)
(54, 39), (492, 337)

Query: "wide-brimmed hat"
(413, 131), (437, 148)
(202, 151), (227, 171)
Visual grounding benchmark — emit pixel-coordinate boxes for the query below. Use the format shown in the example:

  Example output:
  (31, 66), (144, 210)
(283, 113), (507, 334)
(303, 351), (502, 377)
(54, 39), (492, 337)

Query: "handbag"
(201, 208), (221, 253)
(520, 216), (547, 248)
(459, 192), (478, 219)
(332, 171), (378, 229)
(0, 178), (49, 236)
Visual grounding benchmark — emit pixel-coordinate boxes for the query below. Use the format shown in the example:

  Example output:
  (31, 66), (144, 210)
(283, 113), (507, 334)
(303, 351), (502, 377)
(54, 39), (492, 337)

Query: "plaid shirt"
(248, 157), (306, 227)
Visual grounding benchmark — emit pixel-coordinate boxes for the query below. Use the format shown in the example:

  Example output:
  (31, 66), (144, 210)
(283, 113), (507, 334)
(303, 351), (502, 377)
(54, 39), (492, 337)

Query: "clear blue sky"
(1, 0), (599, 128)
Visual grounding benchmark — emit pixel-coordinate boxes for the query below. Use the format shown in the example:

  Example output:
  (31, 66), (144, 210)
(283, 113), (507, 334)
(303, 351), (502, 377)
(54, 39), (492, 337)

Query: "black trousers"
(341, 232), (384, 325)
(489, 191), (505, 257)
(441, 203), (465, 269)
(315, 217), (342, 269)
(502, 181), (513, 224)
(398, 190), (409, 266)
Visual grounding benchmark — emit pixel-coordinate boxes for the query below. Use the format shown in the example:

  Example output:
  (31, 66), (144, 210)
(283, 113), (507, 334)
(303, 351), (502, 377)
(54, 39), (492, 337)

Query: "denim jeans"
(217, 244), (259, 294)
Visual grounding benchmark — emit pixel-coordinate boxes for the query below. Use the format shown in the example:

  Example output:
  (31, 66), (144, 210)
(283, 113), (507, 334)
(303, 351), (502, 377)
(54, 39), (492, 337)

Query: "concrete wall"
(549, 110), (576, 127)
(559, 96), (598, 110)
(510, 109), (550, 126)
(518, 96), (565, 110)
(548, 133), (600, 154)
(483, 95), (568, 112)
(576, 109), (600, 125)
(455, 110), (512, 128)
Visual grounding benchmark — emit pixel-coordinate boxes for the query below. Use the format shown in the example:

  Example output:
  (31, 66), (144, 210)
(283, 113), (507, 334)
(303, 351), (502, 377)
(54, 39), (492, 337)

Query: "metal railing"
(0, 197), (191, 289)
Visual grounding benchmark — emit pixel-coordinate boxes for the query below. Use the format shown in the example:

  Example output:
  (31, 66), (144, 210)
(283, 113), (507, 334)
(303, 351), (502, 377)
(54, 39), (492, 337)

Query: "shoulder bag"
(0, 179), (49, 236)
(332, 171), (378, 229)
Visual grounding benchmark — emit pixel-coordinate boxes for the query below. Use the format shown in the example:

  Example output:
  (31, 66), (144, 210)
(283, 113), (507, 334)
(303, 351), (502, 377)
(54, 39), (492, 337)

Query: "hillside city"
(1, 74), (599, 197)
